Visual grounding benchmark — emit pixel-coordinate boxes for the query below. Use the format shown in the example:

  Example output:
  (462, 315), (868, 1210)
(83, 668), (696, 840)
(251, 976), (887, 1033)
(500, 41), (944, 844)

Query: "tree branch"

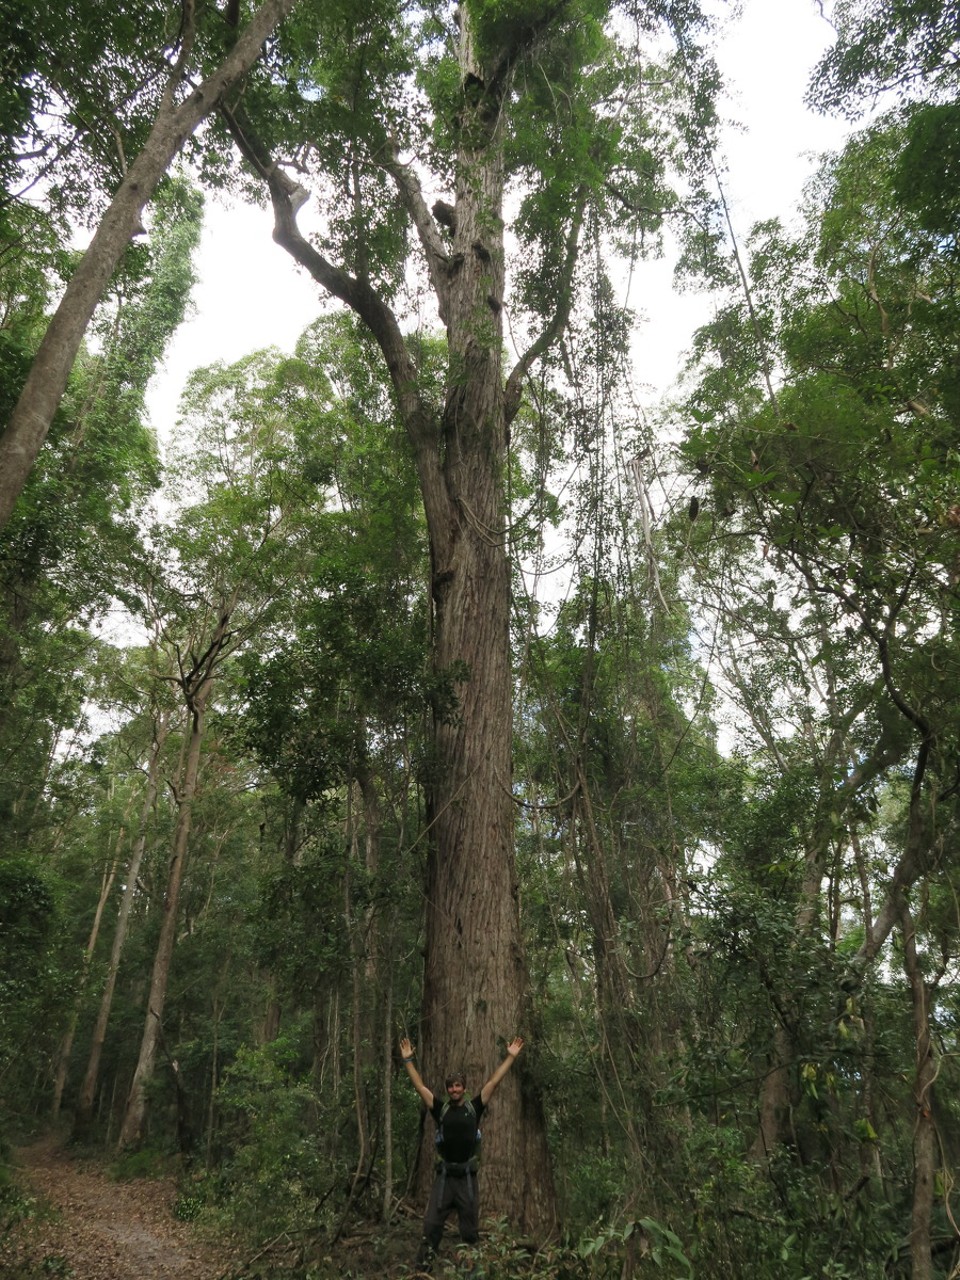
(849, 738), (937, 977)
(376, 142), (451, 324)
(504, 185), (587, 426)
(219, 107), (439, 463)
(0, 0), (302, 531)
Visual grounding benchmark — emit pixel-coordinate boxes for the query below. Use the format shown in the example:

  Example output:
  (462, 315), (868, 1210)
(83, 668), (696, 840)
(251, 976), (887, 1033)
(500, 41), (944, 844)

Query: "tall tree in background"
(677, 108), (960, 1275)
(0, 0), (301, 529)
(73, 681), (171, 1142)
(233, 316), (432, 1214)
(118, 345), (322, 1149)
(0, 177), (201, 852)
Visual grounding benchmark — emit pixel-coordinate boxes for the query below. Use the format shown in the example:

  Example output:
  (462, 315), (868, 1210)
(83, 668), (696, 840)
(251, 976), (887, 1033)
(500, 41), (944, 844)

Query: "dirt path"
(5, 1134), (231, 1280)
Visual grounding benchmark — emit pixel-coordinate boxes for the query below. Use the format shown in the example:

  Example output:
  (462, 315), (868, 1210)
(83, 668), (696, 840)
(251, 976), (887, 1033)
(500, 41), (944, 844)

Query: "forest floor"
(1, 1132), (232, 1279)
(1, 1131), (432, 1280)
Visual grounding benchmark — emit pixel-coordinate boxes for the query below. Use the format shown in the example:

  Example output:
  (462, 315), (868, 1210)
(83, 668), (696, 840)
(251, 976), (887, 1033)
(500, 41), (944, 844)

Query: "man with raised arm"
(399, 1033), (524, 1272)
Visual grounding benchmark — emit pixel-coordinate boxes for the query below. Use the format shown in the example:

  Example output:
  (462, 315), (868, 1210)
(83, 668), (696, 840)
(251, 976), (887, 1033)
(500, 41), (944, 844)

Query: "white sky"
(145, 0), (848, 435)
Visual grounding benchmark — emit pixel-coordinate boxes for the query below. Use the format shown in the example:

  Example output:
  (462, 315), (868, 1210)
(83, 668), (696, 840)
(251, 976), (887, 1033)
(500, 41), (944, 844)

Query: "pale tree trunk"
(0, 0), (300, 531)
(748, 829), (835, 1161)
(259, 796), (304, 1045)
(749, 693), (906, 1157)
(345, 791), (369, 1200)
(850, 827), (885, 1186)
(568, 575), (639, 1043)
(343, 765), (386, 1208)
(118, 616), (231, 1151)
(205, 963), (230, 1168)
(900, 899), (938, 1280)
(750, 835), (830, 1159)
(349, 761), (382, 1205)
(52, 814), (125, 1116)
(571, 776), (636, 1030)
(382, 764), (409, 1223)
(382, 963), (395, 1223)
(74, 710), (169, 1140)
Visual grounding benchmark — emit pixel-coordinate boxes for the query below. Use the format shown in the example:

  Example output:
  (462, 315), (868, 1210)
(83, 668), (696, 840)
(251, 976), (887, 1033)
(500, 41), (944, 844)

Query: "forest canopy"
(2, 1), (960, 1278)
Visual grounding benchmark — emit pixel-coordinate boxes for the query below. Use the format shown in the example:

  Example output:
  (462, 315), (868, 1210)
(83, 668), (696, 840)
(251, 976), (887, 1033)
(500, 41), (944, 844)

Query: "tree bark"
(0, 0), (301, 531)
(748, 689), (908, 1155)
(410, 16), (555, 1231)
(754, 1023), (793, 1161)
(52, 824), (123, 1116)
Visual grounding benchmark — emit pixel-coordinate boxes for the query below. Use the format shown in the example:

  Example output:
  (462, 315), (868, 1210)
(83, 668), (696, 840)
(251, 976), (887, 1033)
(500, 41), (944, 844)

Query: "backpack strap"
(436, 1098), (479, 1160)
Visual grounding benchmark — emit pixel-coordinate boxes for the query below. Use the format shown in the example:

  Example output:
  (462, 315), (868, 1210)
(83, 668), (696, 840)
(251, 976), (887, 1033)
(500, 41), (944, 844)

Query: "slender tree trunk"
(571, 776), (636, 1028)
(900, 899), (937, 1280)
(118, 674), (215, 1151)
(345, 799), (369, 1199)
(753, 765), (889, 1157)
(259, 796), (304, 1045)
(850, 826), (885, 1185)
(74, 711), (169, 1139)
(52, 831), (123, 1116)
(382, 962), (395, 1223)
(206, 989), (224, 1168)
(0, 0), (300, 530)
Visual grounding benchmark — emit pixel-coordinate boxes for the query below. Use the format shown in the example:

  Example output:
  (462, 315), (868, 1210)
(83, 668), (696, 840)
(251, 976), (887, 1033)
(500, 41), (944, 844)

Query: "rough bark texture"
(412, 16), (555, 1234)
(0, 0), (300, 531)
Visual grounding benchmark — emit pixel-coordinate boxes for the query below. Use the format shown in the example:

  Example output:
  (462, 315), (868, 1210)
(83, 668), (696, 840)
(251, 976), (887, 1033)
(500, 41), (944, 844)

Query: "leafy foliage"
(6, 4), (960, 1279)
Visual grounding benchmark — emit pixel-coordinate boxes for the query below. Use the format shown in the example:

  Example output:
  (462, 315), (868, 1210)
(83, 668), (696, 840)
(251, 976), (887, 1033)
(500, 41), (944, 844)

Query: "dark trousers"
(415, 1167), (479, 1265)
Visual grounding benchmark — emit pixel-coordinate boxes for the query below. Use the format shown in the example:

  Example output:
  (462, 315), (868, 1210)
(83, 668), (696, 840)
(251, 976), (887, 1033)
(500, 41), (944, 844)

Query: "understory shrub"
(206, 1034), (348, 1243)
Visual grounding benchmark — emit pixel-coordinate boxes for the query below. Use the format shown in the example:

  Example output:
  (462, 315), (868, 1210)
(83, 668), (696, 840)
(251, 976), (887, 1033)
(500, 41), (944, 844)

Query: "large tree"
(212, 0), (716, 1230)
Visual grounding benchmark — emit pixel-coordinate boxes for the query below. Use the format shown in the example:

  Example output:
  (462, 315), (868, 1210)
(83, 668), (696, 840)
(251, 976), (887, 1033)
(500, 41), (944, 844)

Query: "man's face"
(446, 1079), (465, 1104)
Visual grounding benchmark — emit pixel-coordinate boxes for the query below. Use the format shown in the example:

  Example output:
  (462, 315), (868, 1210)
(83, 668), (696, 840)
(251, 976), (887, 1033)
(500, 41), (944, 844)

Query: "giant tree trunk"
(248, 3), (559, 1235)
(0, 0), (300, 531)
(419, 444), (538, 1213)
(413, 17), (554, 1232)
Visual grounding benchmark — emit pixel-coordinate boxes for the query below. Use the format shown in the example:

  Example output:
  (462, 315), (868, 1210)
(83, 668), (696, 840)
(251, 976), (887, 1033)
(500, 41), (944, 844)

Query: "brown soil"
(3, 1134), (458, 1280)
(3, 1133), (232, 1280)
(0, 1136), (435, 1280)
